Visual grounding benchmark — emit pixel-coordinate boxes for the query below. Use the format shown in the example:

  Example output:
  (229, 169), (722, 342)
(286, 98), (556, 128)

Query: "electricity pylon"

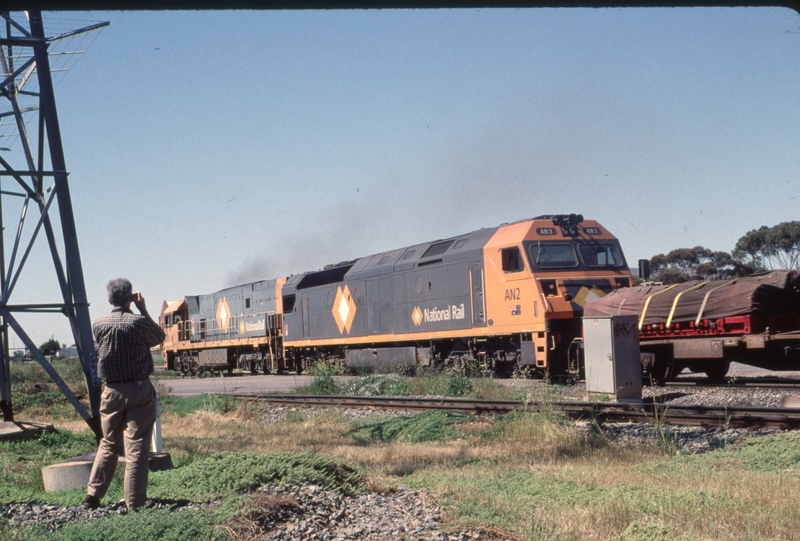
(0, 11), (108, 439)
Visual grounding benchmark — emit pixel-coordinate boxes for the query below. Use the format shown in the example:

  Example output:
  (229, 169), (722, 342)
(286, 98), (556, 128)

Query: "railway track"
(235, 393), (800, 430)
(166, 368), (800, 392)
(666, 376), (800, 391)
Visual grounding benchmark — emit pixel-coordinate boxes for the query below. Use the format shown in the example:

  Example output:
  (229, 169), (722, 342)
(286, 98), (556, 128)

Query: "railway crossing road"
(153, 374), (317, 397)
(151, 363), (798, 398)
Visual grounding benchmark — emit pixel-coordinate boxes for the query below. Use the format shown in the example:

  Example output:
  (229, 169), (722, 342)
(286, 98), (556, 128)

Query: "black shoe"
(127, 499), (154, 512)
(83, 494), (100, 509)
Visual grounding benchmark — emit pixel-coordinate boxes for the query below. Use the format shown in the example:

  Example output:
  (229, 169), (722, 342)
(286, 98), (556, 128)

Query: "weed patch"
(614, 520), (694, 541)
(148, 451), (364, 500)
(308, 374), (341, 395)
(304, 360), (348, 395)
(306, 360), (350, 378)
(160, 394), (239, 416)
(22, 508), (220, 541)
(0, 430), (96, 501)
(340, 374), (410, 396)
(704, 430), (800, 473)
(353, 411), (473, 444)
(7, 359), (92, 420)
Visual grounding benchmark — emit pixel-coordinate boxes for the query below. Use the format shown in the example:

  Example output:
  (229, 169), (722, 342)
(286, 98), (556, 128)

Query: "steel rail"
(666, 377), (800, 391)
(235, 394), (800, 430)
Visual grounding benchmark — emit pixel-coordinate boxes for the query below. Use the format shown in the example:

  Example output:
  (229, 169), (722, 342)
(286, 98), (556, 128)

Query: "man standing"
(83, 278), (166, 511)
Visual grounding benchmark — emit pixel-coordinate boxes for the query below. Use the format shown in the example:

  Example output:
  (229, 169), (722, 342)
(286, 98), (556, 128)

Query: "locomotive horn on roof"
(552, 214), (584, 226)
(531, 214), (584, 226)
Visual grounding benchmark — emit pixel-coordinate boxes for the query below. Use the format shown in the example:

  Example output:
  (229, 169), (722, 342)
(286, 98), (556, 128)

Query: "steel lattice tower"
(0, 11), (108, 439)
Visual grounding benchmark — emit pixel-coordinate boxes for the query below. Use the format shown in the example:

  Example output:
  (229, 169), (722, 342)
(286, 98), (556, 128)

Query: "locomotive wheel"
(642, 346), (676, 387)
(648, 357), (676, 387)
(704, 361), (731, 382)
(495, 361), (516, 378)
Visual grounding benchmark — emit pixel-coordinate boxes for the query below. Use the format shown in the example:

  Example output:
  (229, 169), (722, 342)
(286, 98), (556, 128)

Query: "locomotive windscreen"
(525, 240), (627, 271)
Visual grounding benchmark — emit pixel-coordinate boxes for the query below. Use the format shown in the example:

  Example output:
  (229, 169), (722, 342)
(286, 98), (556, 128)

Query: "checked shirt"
(93, 307), (166, 383)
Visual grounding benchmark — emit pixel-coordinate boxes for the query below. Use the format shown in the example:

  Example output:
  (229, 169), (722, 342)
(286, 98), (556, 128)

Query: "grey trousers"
(86, 379), (156, 509)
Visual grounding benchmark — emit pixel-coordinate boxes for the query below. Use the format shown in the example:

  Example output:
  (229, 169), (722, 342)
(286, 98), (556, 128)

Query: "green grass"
(0, 430), (96, 504)
(353, 410), (474, 443)
(9, 361), (800, 540)
(300, 369), (506, 398)
(159, 394), (239, 417)
(706, 430), (800, 473)
(340, 374), (411, 396)
(8, 359), (90, 419)
(148, 451), (364, 500)
(20, 508), (223, 541)
(0, 442), (365, 541)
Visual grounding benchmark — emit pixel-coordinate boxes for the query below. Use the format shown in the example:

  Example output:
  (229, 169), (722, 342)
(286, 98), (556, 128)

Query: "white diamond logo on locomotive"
(216, 297), (231, 333)
(332, 285), (357, 334)
(573, 286), (607, 307)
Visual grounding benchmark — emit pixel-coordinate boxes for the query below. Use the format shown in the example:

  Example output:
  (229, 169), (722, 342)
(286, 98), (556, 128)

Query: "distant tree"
(649, 246), (752, 283)
(11, 350), (24, 363)
(734, 221), (800, 270)
(39, 337), (61, 356)
(653, 267), (688, 284)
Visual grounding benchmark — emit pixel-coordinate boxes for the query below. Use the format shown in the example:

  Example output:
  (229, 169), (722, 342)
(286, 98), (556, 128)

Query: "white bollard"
(151, 391), (163, 453)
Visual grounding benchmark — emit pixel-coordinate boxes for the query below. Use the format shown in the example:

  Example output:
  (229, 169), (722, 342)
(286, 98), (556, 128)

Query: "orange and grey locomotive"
(161, 214), (633, 378)
(161, 278), (287, 374)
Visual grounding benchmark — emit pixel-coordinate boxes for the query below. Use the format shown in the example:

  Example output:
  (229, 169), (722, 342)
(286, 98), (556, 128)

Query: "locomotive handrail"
(186, 310), (281, 342)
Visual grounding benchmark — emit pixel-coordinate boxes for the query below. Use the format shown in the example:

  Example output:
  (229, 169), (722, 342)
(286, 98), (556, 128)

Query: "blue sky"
(2, 7), (799, 347)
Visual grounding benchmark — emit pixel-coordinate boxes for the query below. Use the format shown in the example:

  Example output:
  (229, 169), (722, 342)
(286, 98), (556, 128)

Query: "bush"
(445, 372), (473, 397)
(23, 508), (221, 541)
(306, 359), (349, 395)
(148, 451), (364, 500)
(160, 394), (238, 416)
(309, 374), (341, 395)
(305, 359), (349, 377)
(340, 374), (410, 397)
(353, 410), (473, 443)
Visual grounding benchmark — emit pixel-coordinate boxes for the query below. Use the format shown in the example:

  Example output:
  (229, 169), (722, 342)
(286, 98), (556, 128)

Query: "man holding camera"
(83, 278), (166, 511)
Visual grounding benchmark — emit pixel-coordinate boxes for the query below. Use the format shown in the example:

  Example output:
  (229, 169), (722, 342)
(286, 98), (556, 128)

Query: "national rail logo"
(332, 285), (357, 334)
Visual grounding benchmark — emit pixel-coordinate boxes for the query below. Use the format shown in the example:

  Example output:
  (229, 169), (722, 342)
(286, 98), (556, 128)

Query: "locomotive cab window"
(501, 247), (524, 273)
(530, 242), (579, 268)
(578, 243), (625, 268)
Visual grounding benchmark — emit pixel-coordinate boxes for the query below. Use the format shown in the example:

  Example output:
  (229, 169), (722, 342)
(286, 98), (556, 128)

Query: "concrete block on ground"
(42, 452), (174, 492)
(0, 421), (54, 442)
